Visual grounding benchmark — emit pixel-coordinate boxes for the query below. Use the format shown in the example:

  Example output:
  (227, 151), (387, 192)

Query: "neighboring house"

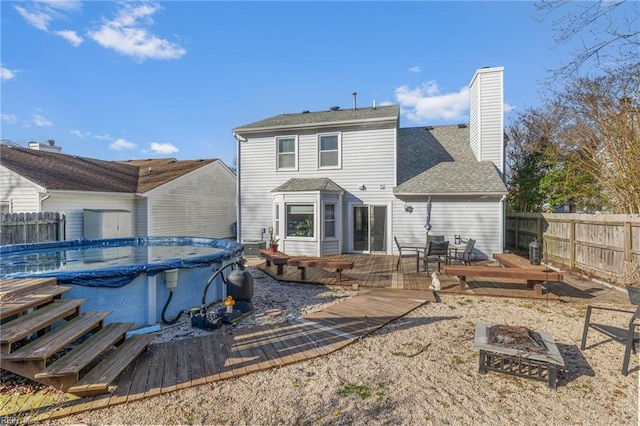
(0, 143), (237, 240)
(233, 66), (508, 258)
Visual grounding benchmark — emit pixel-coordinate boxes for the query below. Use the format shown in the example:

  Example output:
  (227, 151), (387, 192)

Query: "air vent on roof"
(425, 126), (434, 131)
(458, 124), (468, 128)
(329, 106), (340, 111)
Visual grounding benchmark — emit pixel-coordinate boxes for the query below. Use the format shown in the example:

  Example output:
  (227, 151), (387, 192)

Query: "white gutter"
(233, 116), (398, 135)
(393, 191), (508, 197)
(499, 194), (506, 252)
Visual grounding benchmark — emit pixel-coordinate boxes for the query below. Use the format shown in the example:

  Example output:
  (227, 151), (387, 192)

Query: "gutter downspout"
(233, 132), (246, 244)
(39, 191), (50, 211)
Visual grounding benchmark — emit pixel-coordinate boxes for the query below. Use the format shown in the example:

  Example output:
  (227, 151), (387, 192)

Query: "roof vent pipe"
(373, 99), (376, 109)
(352, 92), (357, 110)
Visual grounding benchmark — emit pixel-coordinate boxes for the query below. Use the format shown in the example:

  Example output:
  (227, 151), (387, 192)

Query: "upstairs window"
(0, 200), (10, 214)
(318, 134), (340, 168)
(277, 137), (297, 170)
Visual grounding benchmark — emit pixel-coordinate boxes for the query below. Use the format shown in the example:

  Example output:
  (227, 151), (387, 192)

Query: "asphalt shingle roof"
(272, 178), (344, 193)
(234, 105), (399, 133)
(0, 145), (217, 193)
(395, 125), (507, 195)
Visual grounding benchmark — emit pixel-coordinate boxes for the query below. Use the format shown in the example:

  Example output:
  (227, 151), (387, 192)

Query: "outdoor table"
(448, 243), (467, 263)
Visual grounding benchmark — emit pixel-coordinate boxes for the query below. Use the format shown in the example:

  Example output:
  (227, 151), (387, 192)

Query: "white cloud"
(1, 66), (17, 81)
(88, 2), (186, 61)
(408, 66), (421, 73)
(504, 102), (515, 113)
(70, 129), (88, 138)
(14, 1), (83, 46)
(150, 142), (178, 154)
(395, 81), (469, 123)
(14, 5), (53, 31)
(33, 113), (53, 127)
(54, 30), (83, 46)
(2, 114), (17, 124)
(93, 133), (113, 140)
(110, 138), (137, 151)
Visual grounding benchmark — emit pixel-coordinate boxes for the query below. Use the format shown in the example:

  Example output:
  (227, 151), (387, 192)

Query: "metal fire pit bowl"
(474, 323), (565, 389)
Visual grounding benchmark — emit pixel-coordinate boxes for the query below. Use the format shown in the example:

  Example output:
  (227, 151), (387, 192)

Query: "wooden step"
(67, 334), (155, 397)
(2, 311), (111, 365)
(0, 299), (86, 353)
(35, 322), (133, 380)
(0, 278), (58, 300)
(0, 285), (71, 321)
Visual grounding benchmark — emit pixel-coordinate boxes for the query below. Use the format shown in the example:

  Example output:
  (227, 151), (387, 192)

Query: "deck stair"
(0, 278), (154, 396)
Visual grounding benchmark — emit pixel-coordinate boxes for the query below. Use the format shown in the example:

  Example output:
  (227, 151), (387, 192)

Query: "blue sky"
(2, 1), (577, 168)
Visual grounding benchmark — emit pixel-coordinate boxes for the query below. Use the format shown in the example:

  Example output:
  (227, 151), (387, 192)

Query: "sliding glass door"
(352, 205), (387, 253)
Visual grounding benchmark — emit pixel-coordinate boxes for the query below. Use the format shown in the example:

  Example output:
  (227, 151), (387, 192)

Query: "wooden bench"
(286, 257), (355, 283)
(443, 255), (563, 295)
(258, 249), (291, 275)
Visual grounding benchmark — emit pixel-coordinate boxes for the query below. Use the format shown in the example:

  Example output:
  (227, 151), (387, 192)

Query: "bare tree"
(537, 0), (640, 79)
(553, 64), (640, 213)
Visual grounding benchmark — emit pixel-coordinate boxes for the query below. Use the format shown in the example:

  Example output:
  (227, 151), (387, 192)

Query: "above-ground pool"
(0, 236), (244, 328)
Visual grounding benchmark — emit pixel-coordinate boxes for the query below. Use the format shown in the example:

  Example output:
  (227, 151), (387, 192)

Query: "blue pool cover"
(0, 236), (244, 288)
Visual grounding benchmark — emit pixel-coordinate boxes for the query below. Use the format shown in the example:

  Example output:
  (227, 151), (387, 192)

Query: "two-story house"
(233, 66), (508, 258)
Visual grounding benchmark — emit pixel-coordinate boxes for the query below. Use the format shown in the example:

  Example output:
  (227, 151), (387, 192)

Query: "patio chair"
(580, 304), (640, 376)
(394, 237), (421, 272)
(424, 240), (449, 274)
(455, 238), (476, 265)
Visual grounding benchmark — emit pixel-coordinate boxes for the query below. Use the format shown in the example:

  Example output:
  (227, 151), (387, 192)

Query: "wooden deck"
(2, 253), (631, 420)
(256, 253), (629, 304)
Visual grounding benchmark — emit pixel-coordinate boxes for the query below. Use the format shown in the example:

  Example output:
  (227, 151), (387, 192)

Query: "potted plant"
(268, 229), (279, 253)
(622, 261), (640, 305)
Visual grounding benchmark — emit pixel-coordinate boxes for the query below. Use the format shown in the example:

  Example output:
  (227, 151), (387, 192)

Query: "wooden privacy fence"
(506, 213), (640, 285)
(0, 212), (66, 245)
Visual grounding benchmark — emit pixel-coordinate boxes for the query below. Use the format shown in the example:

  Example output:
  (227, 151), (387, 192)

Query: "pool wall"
(0, 237), (244, 328)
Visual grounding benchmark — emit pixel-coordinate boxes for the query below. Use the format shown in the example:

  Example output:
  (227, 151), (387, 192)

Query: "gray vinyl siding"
(144, 161), (237, 238)
(42, 192), (135, 240)
(469, 67), (504, 175)
(0, 166), (42, 212)
(239, 125), (397, 253)
(391, 196), (504, 259)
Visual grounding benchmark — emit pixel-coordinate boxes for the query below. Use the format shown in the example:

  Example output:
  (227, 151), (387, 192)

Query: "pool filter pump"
(189, 306), (222, 330)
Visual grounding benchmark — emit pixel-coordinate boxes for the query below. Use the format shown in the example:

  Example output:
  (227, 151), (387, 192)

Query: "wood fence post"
(569, 219), (576, 269)
(624, 221), (632, 262)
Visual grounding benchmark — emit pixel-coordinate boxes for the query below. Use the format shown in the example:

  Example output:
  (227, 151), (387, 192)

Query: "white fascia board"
(48, 190), (138, 199)
(234, 116), (398, 135)
(393, 191), (507, 197)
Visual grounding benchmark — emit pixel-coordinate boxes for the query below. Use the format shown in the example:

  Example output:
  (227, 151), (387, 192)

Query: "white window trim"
(285, 203), (315, 240)
(322, 202), (337, 240)
(317, 132), (341, 170)
(276, 135), (298, 171)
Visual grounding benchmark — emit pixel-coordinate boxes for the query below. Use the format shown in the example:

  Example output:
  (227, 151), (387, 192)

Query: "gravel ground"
(48, 265), (639, 426)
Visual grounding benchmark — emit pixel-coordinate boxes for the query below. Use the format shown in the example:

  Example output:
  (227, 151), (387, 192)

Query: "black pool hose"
(160, 261), (239, 325)
(201, 262), (235, 307)
(161, 290), (184, 324)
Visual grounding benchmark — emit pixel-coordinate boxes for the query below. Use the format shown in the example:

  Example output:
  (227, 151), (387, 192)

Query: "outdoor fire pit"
(473, 323), (565, 389)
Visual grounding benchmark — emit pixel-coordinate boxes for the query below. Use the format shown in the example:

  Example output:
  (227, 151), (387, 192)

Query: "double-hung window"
(324, 203), (336, 238)
(318, 133), (340, 168)
(277, 137), (297, 170)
